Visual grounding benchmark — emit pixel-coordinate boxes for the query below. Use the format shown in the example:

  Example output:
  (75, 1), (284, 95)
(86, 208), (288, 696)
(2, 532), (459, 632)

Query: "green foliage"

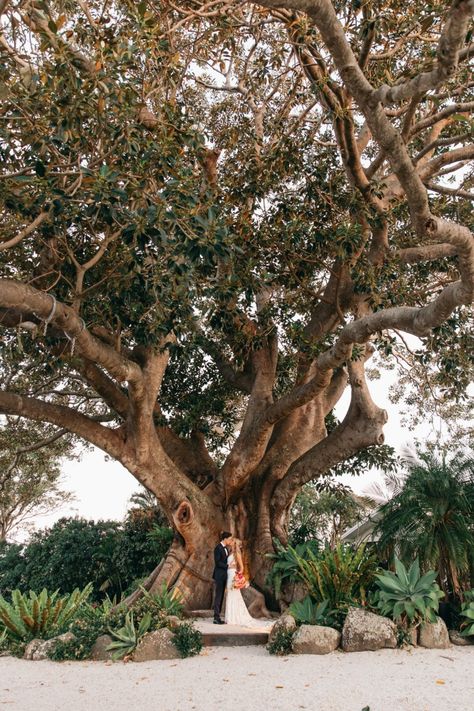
(0, 419), (76, 542)
(295, 544), (378, 612)
(375, 450), (474, 596)
(172, 622), (203, 658)
(289, 597), (336, 627)
(0, 517), (173, 602)
(106, 611), (152, 660)
(266, 539), (319, 597)
(0, 584), (92, 641)
(139, 584), (184, 619)
(374, 558), (444, 628)
(48, 602), (128, 661)
(460, 590), (474, 637)
(0, 542), (26, 597)
(290, 480), (373, 546)
(267, 627), (294, 656)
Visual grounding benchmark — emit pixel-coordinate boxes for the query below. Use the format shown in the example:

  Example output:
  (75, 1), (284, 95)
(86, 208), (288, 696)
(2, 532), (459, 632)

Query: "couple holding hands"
(212, 531), (256, 626)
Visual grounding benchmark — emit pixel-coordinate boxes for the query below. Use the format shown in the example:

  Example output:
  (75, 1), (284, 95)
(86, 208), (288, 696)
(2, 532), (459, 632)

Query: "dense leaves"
(0, 515), (173, 601)
(374, 450), (474, 596)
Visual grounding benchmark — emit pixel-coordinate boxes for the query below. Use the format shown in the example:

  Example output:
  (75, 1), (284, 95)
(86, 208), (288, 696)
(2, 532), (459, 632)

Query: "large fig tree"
(0, 0), (472, 608)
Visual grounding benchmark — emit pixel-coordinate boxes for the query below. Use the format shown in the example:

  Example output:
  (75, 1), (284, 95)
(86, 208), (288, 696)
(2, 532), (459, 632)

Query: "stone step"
(201, 630), (269, 647)
(193, 618), (271, 647)
(184, 609), (214, 619)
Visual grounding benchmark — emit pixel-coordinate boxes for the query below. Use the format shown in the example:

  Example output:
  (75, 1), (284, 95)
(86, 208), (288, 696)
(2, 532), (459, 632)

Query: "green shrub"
(289, 597), (336, 627)
(374, 557), (443, 628)
(1, 518), (174, 602)
(106, 611), (152, 660)
(138, 584), (184, 619)
(0, 543), (26, 597)
(172, 622), (202, 658)
(295, 543), (378, 610)
(266, 539), (318, 598)
(48, 602), (128, 661)
(267, 627), (294, 655)
(0, 584), (92, 642)
(460, 590), (474, 637)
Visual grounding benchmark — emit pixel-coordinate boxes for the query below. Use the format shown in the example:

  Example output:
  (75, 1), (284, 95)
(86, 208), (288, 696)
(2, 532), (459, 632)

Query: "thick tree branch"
(0, 279), (143, 385)
(270, 358), (388, 538)
(397, 244), (458, 264)
(0, 391), (123, 458)
(0, 212), (50, 252)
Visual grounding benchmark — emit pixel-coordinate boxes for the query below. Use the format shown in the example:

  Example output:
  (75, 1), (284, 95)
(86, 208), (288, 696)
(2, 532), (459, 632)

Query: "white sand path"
(0, 646), (473, 711)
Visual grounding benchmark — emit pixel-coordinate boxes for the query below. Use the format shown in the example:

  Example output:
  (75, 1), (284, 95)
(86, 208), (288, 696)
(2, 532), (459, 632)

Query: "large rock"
(342, 607), (397, 652)
(268, 613), (297, 645)
(90, 634), (115, 661)
(132, 628), (180, 662)
(419, 618), (450, 649)
(24, 632), (75, 660)
(293, 625), (340, 655)
(449, 630), (474, 646)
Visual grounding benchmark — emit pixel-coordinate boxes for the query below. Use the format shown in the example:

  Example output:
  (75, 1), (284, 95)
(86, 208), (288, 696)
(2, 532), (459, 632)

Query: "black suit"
(212, 543), (228, 620)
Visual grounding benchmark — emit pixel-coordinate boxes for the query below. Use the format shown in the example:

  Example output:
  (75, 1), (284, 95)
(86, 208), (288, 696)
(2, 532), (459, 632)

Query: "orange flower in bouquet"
(233, 571), (249, 590)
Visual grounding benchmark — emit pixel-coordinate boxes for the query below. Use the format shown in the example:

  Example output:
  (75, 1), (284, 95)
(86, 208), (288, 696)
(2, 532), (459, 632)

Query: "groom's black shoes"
(213, 618), (225, 624)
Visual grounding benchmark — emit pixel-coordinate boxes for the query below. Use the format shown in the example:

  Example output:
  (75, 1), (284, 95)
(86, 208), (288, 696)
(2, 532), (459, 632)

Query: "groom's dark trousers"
(212, 544), (228, 620)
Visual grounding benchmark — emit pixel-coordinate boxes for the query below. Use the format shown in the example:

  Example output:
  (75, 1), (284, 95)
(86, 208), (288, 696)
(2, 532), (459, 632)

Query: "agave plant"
(106, 611), (152, 660)
(374, 558), (443, 628)
(289, 597), (335, 627)
(0, 584), (93, 641)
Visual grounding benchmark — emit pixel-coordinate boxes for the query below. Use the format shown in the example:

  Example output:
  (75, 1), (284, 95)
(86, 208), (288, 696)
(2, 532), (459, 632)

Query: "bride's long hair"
(232, 538), (246, 575)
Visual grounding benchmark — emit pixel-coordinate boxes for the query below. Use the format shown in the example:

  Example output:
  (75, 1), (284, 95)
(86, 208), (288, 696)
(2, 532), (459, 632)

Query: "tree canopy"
(0, 0), (472, 606)
(0, 417), (75, 541)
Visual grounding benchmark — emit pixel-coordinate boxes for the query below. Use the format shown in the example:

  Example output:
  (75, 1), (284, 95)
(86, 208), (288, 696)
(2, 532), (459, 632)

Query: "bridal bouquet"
(233, 571), (249, 590)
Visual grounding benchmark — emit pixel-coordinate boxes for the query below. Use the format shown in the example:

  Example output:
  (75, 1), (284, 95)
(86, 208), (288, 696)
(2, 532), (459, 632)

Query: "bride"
(225, 538), (271, 628)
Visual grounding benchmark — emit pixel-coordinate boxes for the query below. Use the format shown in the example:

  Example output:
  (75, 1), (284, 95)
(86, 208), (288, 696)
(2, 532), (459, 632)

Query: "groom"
(212, 531), (232, 624)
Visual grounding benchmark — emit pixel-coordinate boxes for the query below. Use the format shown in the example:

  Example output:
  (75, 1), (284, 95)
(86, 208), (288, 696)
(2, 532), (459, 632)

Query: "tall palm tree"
(374, 450), (474, 598)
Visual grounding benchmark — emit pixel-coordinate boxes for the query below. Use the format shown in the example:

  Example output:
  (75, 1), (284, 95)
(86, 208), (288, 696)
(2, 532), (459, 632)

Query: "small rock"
(24, 632), (75, 661)
(449, 630), (474, 646)
(268, 613), (297, 646)
(90, 634), (115, 661)
(419, 618), (450, 649)
(342, 607), (397, 652)
(407, 626), (418, 646)
(292, 625), (340, 655)
(164, 616), (182, 631)
(133, 628), (180, 662)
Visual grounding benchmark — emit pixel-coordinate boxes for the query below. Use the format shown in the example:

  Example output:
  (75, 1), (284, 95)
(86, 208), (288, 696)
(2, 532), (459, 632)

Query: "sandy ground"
(1, 646), (473, 711)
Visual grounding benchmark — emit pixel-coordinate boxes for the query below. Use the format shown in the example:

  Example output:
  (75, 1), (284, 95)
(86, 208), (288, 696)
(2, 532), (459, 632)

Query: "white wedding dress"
(224, 553), (273, 629)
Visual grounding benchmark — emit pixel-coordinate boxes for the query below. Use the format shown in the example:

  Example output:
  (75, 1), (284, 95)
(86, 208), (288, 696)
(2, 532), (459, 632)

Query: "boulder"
(132, 628), (180, 662)
(342, 607), (397, 652)
(449, 630), (474, 646)
(24, 632), (75, 661)
(90, 634), (115, 661)
(164, 616), (182, 632)
(407, 626), (418, 646)
(419, 618), (450, 649)
(293, 625), (340, 655)
(268, 613), (297, 646)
